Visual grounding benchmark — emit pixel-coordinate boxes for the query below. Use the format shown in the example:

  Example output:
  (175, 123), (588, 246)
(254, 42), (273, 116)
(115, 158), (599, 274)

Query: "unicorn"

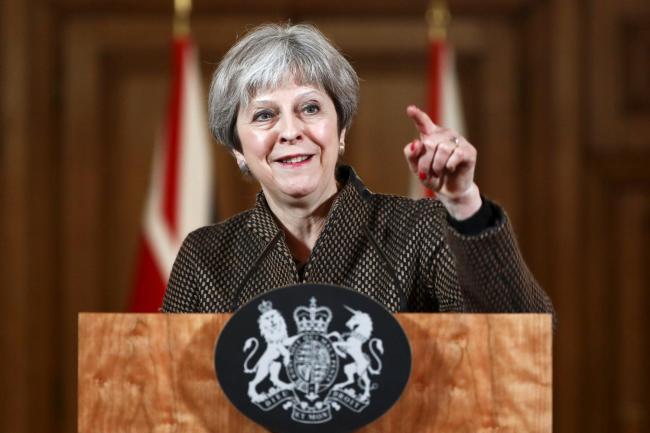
(330, 306), (384, 402)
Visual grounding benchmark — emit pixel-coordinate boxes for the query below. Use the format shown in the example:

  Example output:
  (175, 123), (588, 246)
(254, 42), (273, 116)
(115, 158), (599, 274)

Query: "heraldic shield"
(215, 284), (412, 433)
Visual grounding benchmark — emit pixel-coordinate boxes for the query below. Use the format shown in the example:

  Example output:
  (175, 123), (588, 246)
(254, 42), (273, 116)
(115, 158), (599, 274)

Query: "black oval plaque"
(215, 284), (412, 433)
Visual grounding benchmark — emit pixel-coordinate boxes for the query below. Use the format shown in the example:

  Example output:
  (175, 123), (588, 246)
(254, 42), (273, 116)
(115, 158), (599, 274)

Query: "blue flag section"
(215, 284), (412, 433)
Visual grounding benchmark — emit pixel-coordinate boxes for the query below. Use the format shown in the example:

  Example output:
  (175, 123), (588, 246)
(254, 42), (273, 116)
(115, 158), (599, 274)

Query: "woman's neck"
(263, 184), (339, 263)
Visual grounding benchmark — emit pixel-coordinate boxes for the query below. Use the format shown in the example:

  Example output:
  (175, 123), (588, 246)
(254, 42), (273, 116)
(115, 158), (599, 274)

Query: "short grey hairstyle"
(208, 23), (360, 151)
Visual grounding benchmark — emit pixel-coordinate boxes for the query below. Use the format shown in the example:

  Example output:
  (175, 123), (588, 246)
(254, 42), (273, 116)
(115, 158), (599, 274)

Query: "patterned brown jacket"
(162, 166), (555, 319)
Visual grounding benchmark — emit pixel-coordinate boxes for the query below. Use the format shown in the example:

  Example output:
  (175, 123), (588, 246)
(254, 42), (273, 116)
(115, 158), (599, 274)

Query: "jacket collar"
(246, 165), (373, 245)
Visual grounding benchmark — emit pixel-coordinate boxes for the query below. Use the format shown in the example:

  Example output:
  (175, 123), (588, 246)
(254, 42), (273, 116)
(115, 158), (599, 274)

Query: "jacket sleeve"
(422, 200), (556, 325)
(161, 233), (200, 312)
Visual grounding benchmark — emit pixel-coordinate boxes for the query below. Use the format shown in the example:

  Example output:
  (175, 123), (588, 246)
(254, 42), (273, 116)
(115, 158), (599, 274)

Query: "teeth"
(282, 155), (309, 164)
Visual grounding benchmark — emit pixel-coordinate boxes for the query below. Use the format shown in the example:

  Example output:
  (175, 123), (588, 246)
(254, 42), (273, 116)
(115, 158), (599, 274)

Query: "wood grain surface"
(78, 314), (551, 432)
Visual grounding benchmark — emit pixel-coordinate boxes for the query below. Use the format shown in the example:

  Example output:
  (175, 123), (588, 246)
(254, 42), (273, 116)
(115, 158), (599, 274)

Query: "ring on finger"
(450, 136), (460, 148)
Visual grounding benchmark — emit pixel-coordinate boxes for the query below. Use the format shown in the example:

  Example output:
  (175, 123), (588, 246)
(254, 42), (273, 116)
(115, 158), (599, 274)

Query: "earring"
(339, 142), (345, 156)
(237, 159), (250, 175)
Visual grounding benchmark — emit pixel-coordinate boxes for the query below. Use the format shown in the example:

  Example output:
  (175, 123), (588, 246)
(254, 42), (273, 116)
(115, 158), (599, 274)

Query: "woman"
(162, 23), (554, 318)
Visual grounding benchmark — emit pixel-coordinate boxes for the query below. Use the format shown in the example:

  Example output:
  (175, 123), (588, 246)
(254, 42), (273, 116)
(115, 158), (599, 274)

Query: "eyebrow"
(250, 90), (323, 106)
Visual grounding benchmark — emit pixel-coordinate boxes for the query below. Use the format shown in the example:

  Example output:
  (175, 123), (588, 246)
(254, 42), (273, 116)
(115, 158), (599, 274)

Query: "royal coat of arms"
(241, 297), (384, 424)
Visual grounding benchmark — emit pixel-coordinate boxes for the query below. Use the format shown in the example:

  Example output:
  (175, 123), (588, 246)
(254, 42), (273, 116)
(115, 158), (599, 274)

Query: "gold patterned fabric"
(162, 166), (555, 320)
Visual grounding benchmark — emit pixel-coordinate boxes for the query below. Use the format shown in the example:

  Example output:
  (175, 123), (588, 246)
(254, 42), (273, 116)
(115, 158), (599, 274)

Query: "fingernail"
(418, 172), (426, 180)
(410, 141), (415, 152)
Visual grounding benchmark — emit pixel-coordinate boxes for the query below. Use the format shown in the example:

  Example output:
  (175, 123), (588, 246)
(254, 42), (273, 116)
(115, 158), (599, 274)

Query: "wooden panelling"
(52, 0), (537, 16)
(545, 2), (583, 433)
(585, 157), (650, 433)
(589, 0), (650, 151)
(0, 1), (30, 432)
(468, 18), (523, 225)
(615, 189), (649, 432)
(2, 0), (60, 431)
(585, 1), (650, 430)
(622, 18), (650, 113)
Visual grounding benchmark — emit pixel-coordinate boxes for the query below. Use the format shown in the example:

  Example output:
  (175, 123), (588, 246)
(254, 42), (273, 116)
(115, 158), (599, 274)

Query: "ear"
(338, 128), (348, 156)
(232, 149), (251, 174)
(232, 148), (246, 166)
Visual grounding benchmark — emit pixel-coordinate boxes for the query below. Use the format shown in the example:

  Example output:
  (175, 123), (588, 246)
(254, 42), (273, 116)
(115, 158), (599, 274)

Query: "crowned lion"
(243, 301), (298, 402)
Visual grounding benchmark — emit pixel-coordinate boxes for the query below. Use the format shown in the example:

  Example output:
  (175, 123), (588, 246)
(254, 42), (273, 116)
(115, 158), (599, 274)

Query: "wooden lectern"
(78, 313), (552, 432)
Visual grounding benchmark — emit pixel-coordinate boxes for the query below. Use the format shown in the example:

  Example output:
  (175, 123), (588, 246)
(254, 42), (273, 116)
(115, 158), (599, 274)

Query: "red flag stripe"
(424, 39), (447, 198)
(162, 37), (189, 237)
(427, 39), (446, 125)
(129, 236), (167, 312)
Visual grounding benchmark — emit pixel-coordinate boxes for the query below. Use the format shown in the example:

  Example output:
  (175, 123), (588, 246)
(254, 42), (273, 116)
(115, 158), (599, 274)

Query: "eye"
(302, 103), (320, 115)
(253, 110), (274, 122)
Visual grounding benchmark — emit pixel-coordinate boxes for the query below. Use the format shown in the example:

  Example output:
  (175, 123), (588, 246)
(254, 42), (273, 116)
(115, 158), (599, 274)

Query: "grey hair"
(208, 23), (360, 151)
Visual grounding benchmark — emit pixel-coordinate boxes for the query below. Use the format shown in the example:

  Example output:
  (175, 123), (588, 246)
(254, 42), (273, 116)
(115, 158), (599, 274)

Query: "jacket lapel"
(304, 166), (373, 286)
(237, 194), (298, 306)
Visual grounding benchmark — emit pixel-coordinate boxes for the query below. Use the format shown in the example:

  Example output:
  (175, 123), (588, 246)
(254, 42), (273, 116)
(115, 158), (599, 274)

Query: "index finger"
(406, 105), (441, 135)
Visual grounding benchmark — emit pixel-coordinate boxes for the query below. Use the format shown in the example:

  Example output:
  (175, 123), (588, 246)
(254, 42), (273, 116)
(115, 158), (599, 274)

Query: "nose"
(278, 114), (303, 144)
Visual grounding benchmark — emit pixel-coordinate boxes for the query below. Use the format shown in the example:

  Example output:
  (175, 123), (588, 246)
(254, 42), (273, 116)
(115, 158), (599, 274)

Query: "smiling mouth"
(276, 154), (313, 166)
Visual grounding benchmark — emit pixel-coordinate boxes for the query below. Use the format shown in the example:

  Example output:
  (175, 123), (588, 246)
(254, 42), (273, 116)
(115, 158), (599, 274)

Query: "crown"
(258, 300), (273, 314)
(293, 297), (332, 334)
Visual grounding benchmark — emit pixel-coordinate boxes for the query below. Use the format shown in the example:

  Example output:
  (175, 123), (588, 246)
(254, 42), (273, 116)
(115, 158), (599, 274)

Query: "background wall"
(1, 0), (649, 432)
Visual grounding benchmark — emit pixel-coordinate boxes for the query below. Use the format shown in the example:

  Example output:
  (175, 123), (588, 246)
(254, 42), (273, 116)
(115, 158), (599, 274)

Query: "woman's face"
(235, 82), (345, 205)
